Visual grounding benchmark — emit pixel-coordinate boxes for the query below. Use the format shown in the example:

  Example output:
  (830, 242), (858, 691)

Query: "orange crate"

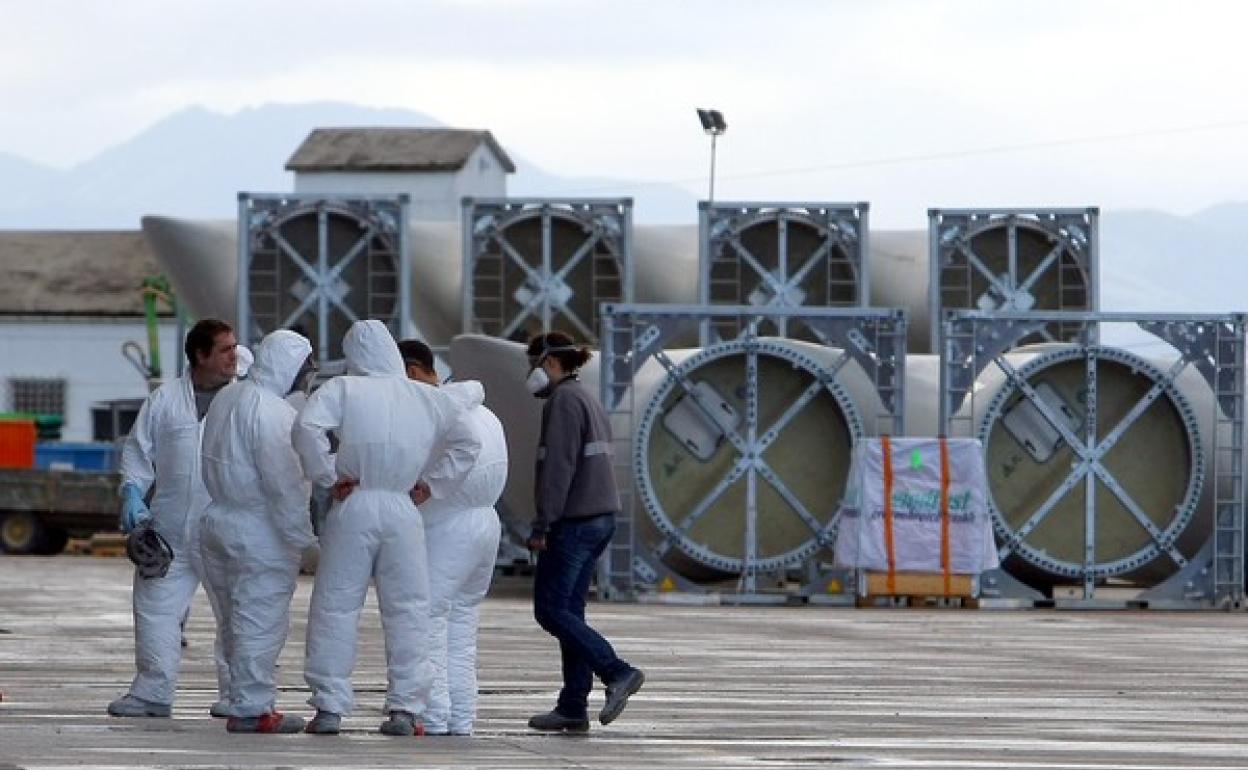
(0, 420), (36, 469)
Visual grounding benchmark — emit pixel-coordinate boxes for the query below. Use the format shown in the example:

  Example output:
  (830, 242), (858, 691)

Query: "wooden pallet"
(857, 571), (979, 608)
(84, 533), (127, 557)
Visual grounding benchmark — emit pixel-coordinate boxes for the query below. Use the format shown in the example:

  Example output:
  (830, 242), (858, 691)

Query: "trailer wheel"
(0, 511), (44, 554)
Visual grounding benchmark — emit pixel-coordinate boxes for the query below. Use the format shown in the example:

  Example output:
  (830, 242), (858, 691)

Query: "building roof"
(0, 230), (166, 316)
(285, 128), (517, 174)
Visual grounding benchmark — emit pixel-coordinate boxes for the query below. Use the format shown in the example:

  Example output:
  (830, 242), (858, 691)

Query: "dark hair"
(526, 331), (591, 371)
(185, 319), (234, 369)
(398, 339), (435, 372)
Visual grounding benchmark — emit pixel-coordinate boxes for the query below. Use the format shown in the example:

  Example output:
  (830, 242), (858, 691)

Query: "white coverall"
(119, 375), (230, 706)
(421, 382), (507, 735)
(294, 320), (480, 718)
(199, 330), (316, 718)
(235, 345), (254, 378)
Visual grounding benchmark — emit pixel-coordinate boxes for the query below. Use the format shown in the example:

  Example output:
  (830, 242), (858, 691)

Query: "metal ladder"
(590, 246), (621, 343)
(826, 251), (859, 306)
(941, 317), (979, 440)
(1057, 253), (1087, 342)
(366, 241), (398, 324)
(599, 310), (638, 599)
(472, 249), (506, 336)
(940, 250), (973, 322)
(248, 241), (280, 335)
(707, 240), (744, 341)
(1212, 318), (1246, 605)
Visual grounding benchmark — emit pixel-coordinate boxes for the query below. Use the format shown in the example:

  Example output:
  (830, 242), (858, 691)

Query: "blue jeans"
(533, 514), (631, 718)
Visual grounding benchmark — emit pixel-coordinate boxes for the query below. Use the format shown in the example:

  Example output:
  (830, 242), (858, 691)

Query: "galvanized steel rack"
(940, 310), (1245, 608)
(699, 201), (869, 345)
(462, 197), (633, 344)
(598, 303), (906, 603)
(236, 192), (412, 367)
(928, 208), (1098, 354)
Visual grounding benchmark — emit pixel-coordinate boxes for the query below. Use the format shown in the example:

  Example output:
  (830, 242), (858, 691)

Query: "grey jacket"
(531, 376), (620, 535)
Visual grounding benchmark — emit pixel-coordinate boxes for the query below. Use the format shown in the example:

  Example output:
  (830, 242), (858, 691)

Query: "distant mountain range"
(0, 101), (1245, 314)
(0, 101), (698, 228)
(1099, 205), (1248, 314)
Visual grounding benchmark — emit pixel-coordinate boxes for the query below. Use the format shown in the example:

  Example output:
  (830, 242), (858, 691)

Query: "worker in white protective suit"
(108, 319), (237, 719)
(199, 329), (318, 734)
(398, 339), (505, 736)
(294, 320), (481, 737)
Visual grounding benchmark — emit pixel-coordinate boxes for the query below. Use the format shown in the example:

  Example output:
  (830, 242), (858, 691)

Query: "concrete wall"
(292, 145), (508, 221)
(0, 318), (181, 442)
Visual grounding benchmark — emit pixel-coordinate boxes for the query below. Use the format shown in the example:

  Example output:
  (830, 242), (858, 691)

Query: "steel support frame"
(598, 303), (906, 603)
(940, 310), (1246, 608)
(698, 201), (870, 346)
(236, 192), (412, 365)
(928, 207), (1099, 354)
(461, 197), (633, 343)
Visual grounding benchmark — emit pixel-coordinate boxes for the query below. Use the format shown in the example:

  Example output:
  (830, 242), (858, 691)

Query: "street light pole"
(709, 130), (718, 203)
(696, 108), (727, 204)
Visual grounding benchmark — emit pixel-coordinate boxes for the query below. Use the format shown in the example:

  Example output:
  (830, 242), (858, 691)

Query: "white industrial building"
(0, 231), (180, 442)
(287, 127), (514, 220)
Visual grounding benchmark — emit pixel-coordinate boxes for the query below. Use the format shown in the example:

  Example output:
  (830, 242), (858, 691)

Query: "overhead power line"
(555, 117), (1248, 194)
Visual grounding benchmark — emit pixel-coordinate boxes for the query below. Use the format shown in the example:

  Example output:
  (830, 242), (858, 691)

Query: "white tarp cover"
(834, 437), (999, 574)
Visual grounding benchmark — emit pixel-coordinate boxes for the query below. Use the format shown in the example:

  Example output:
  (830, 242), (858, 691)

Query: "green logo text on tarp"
(891, 489), (972, 515)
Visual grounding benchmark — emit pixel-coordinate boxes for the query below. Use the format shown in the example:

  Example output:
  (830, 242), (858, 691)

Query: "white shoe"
(107, 694), (171, 718)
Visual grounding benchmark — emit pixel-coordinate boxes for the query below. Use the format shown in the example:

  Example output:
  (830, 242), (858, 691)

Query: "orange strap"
(939, 438), (952, 596)
(881, 436), (896, 594)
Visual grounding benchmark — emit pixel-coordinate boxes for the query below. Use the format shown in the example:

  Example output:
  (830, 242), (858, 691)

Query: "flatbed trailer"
(0, 468), (120, 554)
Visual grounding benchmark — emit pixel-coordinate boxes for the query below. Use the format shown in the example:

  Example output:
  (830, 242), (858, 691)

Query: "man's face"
(197, 332), (238, 385)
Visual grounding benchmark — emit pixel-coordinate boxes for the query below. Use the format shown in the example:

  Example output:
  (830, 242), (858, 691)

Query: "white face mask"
(525, 366), (551, 396)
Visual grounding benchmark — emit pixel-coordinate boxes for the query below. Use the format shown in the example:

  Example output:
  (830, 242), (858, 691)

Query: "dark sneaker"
(528, 710), (590, 733)
(599, 668), (645, 726)
(210, 699), (232, 718)
(226, 711), (305, 733)
(305, 710), (342, 735)
(107, 694), (171, 718)
(379, 710), (425, 736)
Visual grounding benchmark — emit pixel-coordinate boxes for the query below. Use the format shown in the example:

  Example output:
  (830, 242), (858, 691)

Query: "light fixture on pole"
(696, 108), (727, 203)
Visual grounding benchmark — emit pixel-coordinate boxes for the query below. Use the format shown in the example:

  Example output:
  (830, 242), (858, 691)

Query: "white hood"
(441, 380), (485, 410)
(235, 345), (254, 378)
(249, 330), (312, 398)
(344, 320), (404, 377)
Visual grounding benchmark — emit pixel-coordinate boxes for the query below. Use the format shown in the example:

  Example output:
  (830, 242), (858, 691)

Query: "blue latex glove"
(120, 482), (151, 534)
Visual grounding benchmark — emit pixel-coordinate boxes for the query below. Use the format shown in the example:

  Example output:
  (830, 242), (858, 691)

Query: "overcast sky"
(3, 0), (1248, 227)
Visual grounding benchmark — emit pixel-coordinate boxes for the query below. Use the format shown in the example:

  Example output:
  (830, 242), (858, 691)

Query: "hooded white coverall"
(294, 320), (480, 718)
(120, 375), (230, 706)
(420, 381), (507, 735)
(234, 346), (254, 378)
(199, 330), (316, 718)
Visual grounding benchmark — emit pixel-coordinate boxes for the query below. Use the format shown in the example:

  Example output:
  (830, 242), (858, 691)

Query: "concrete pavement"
(3, 555), (1248, 768)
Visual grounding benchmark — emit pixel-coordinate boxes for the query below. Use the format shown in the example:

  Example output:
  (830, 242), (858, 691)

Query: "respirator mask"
(290, 355), (318, 396)
(525, 365), (551, 396)
(525, 344), (578, 399)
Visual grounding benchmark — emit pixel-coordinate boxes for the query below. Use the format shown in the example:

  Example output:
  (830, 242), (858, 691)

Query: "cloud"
(5, 0), (1248, 226)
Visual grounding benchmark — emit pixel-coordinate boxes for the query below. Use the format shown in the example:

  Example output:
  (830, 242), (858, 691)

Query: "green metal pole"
(141, 276), (173, 382)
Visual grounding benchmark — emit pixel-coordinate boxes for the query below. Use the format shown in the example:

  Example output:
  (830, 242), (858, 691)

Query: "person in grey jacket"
(523, 331), (644, 733)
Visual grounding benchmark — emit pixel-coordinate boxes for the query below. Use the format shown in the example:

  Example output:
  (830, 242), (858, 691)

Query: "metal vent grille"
(463, 198), (633, 343)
